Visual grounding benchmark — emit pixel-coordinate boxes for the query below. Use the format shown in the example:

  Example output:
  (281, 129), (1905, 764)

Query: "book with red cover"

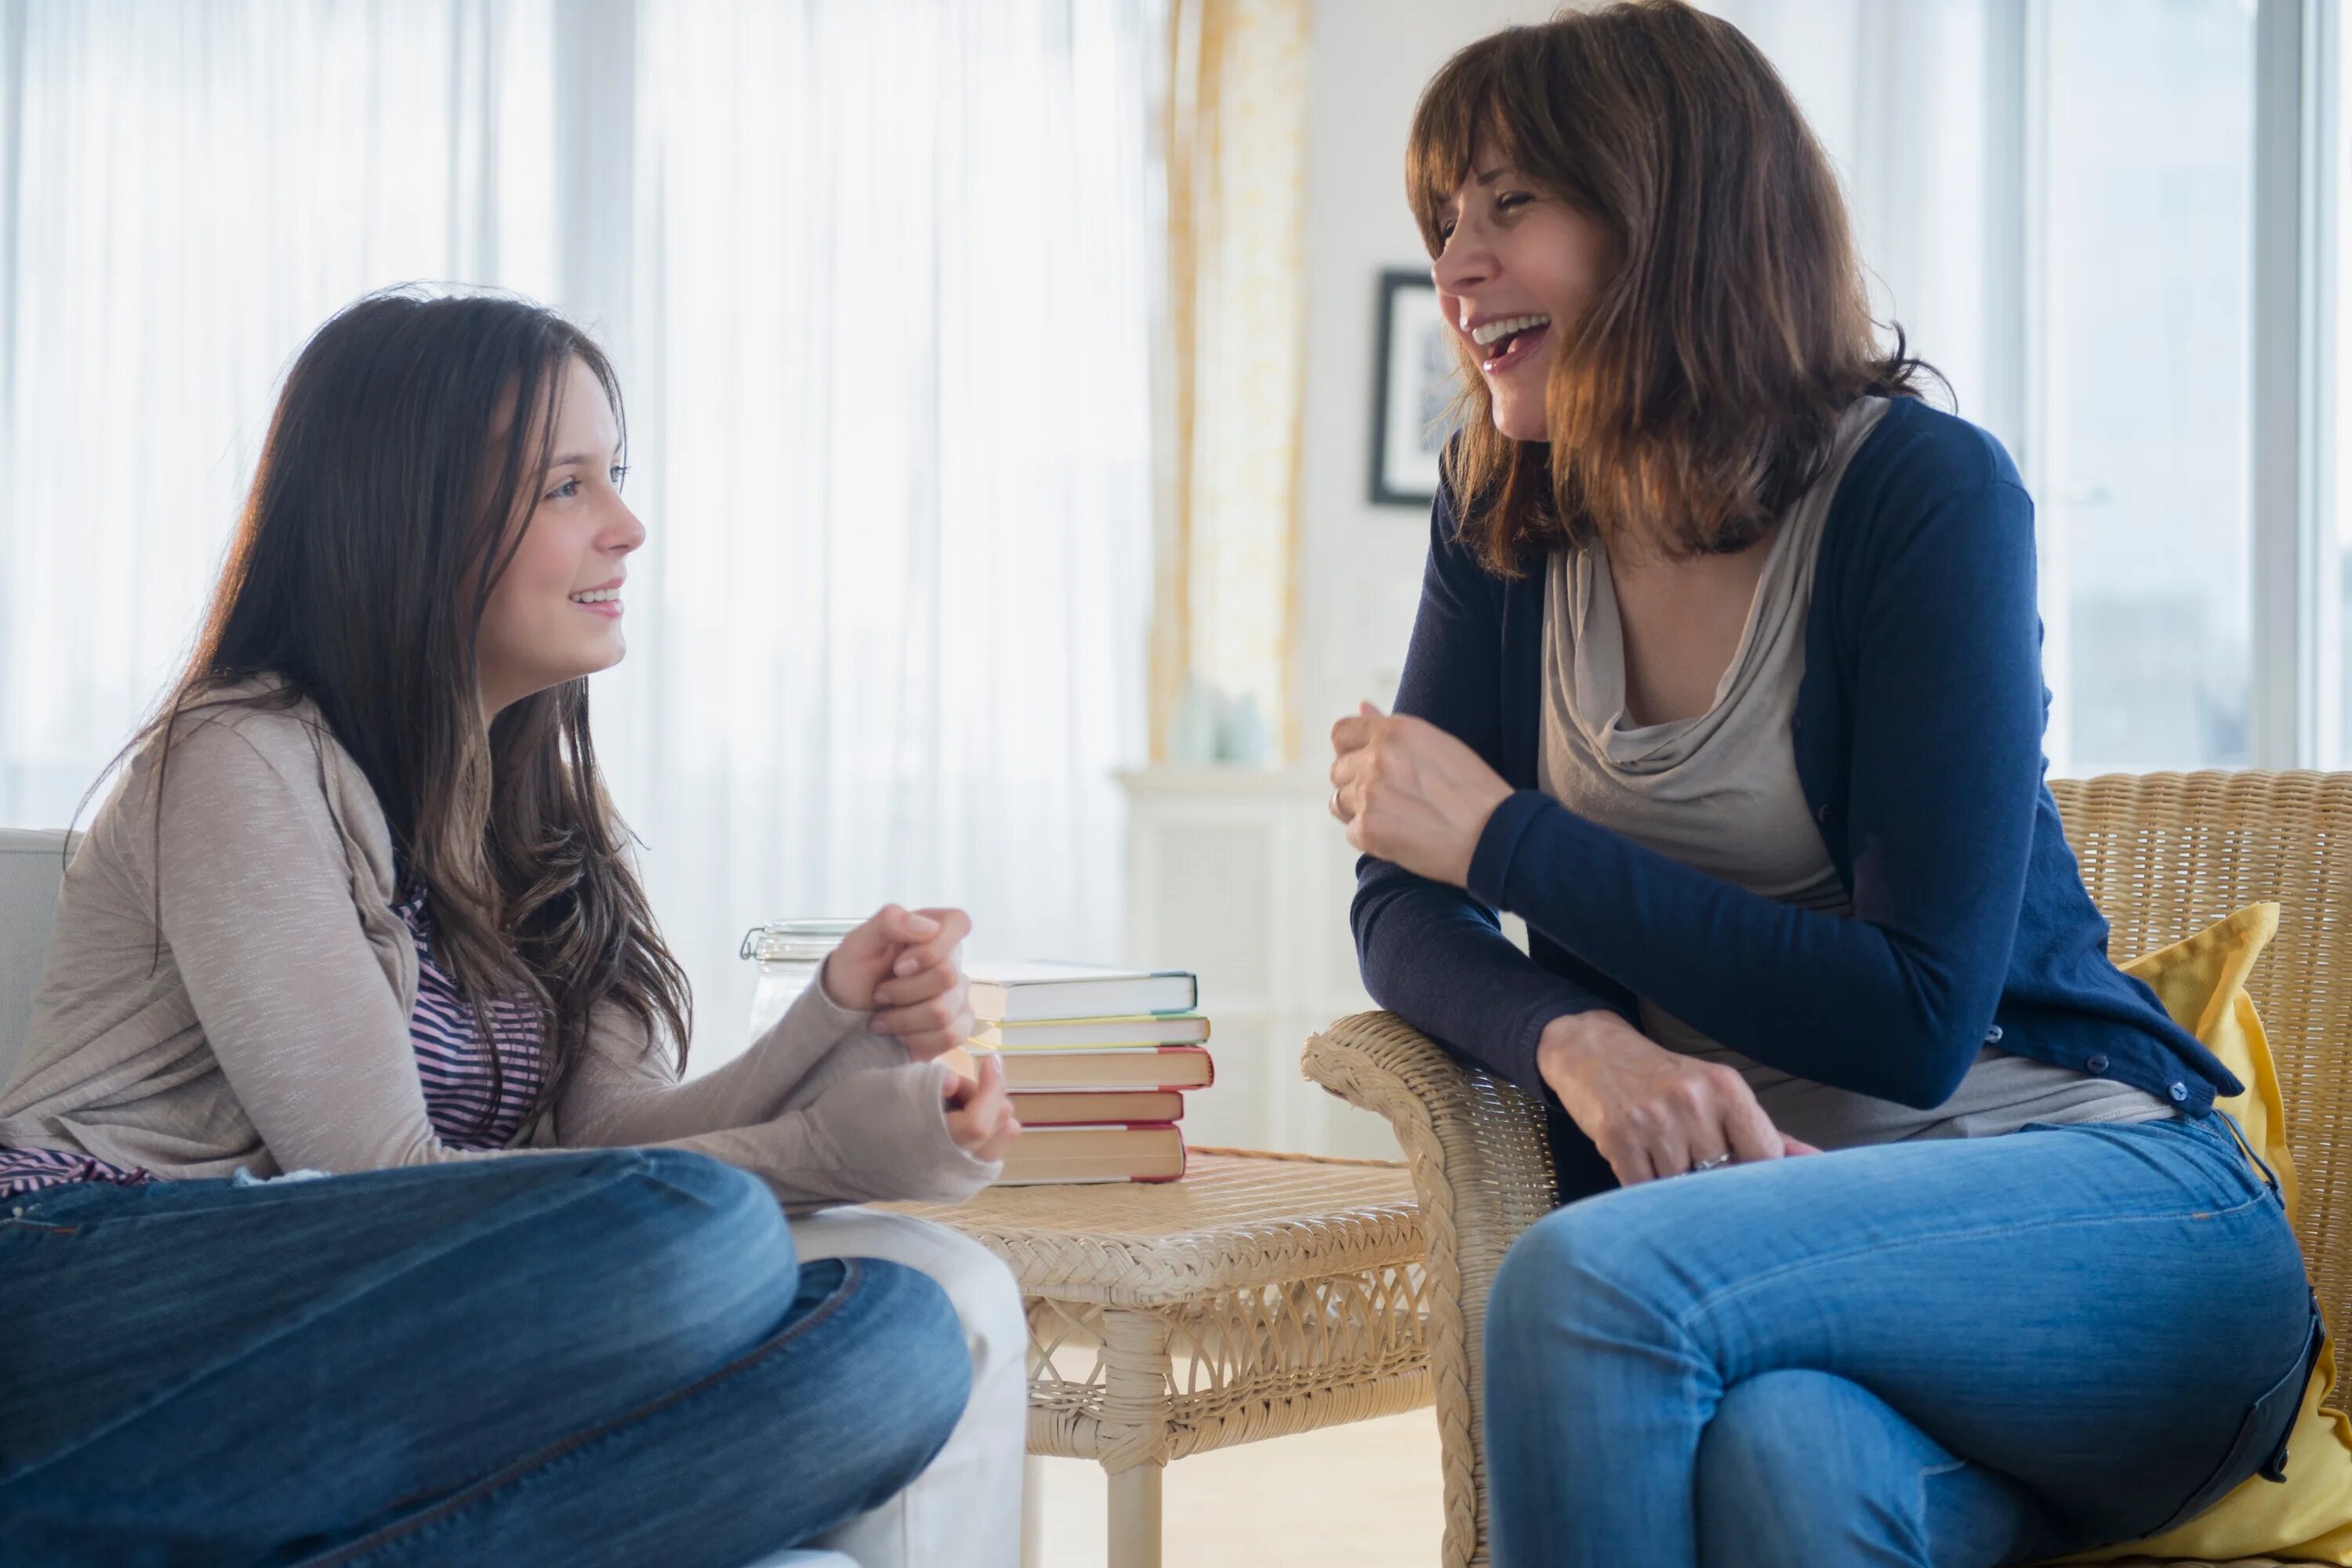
(995, 1123), (1186, 1185)
(1008, 1089), (1185, 1126)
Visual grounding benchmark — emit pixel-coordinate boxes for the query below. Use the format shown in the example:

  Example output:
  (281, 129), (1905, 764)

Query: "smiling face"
(1429, 142), (1615, 443)
(474, 355), (644, 718)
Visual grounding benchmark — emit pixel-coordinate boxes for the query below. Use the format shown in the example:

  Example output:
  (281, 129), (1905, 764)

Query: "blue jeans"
(1483, 1113), (2321, 1567)
(0, 1147), (971, 1566)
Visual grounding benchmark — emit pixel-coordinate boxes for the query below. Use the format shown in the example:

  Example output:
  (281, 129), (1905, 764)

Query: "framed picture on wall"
(1368, 268), (1457, 507)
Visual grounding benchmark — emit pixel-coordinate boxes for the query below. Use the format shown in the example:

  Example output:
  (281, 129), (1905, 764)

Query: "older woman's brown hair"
(1409, 0), (1937, 572)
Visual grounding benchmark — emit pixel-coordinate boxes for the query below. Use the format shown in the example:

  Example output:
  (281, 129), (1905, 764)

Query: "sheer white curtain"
(0, 0), (557, 825)
(0, 0), (1157, 1059)
(601, 0), (1156, 1048)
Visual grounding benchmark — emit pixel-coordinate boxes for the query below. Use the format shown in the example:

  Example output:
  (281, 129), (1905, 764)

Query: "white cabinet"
(1115, 765), (1399, 1160)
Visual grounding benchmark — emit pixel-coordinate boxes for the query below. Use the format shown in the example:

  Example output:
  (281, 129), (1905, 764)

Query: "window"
(2033, 0), (2257, 775)
(0, 1), (1159, 1050)
(1720, 0), (2303, 775)
(2321, 0), (2352, 768)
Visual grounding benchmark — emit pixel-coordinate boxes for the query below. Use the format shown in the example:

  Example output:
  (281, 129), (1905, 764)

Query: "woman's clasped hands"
(822, 904), (1021, 1162)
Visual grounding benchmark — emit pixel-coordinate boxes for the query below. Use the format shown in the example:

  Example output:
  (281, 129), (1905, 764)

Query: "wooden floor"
(1029, 1408), (1443, 1566)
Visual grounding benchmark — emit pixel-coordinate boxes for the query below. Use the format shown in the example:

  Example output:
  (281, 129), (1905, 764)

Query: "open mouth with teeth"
(569, 586), (622, 617)
(1471, 312), (1552, 372)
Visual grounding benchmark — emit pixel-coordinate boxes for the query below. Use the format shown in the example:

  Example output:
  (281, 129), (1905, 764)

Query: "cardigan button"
(1984, 1025), (2004, 1044)
(2086, 1054), (2111, 1074)
(1816, 803), (1834, 823)
(2169, 1082), (2190, 1103)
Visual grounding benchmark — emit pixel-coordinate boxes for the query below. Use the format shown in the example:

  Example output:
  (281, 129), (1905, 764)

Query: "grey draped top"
(1537, 397), (2169, 1149)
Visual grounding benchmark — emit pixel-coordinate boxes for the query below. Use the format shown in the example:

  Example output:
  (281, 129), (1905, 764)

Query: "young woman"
(1329, 5), (2320, 1565)
(0, 289), (1026, 1566)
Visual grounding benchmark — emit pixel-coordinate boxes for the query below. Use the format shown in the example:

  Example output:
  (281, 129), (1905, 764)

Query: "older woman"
(1330, 5), (2318, 1565)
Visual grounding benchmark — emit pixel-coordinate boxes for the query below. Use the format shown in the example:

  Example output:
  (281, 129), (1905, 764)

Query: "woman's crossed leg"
(1483, 1114), (2317, 1568)
(0, 1147), (971, 1567)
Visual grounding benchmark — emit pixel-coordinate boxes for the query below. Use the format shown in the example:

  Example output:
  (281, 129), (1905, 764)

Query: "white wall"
(1294, 0), (1557, 740)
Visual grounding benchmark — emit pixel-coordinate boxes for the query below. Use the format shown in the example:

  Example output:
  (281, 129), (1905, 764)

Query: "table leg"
(1020, 1452), (1045, 1568)
(1096, 1307), (1173, 1568)
(1106, 1462), (1163, 1568)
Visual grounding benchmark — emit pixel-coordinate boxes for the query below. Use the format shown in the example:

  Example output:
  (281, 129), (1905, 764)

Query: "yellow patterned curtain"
(1152, 0), (1311, 763)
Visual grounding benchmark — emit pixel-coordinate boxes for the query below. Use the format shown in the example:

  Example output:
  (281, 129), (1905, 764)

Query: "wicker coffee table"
(891, 1149), (1431, 1568)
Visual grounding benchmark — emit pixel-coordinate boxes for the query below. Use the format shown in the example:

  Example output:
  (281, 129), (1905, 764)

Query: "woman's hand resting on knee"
(1537, 1011), (1819, 1185)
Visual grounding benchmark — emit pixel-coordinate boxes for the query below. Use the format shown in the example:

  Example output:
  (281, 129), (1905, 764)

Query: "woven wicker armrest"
(1301, 1011), (1563, 1568)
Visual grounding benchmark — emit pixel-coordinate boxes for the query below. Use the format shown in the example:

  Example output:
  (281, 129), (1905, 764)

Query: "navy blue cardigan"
(1352, 398), (2238, 1130)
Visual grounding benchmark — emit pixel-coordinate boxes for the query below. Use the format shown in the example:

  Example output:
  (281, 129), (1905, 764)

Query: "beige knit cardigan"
(0, 688), (998, 1211)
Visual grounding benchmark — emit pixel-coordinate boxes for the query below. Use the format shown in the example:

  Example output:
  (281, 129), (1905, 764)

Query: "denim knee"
(549, 1149), (797, 1359)
(1486, 1197), (1676, 1377)
(826, 1258), (975, 1486)
(621, 1145), (786, 1255)
(618, 1147), (782, 1243)
(1695, 1370), (1872, 1562)
(1693, 1368), (2045, 1568)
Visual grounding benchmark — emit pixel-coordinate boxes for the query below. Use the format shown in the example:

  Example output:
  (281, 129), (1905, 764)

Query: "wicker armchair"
(1304, 771), (2352, 1568)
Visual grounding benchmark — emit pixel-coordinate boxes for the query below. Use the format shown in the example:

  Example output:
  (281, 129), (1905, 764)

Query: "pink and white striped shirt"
(0, 882), (546, 1200)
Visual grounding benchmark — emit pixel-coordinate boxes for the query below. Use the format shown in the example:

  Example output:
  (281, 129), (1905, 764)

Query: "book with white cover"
(965, 961), (1198, 1023)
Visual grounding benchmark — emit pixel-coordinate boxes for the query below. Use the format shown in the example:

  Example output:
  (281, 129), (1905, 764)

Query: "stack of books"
(958, 961), (1210, 1185)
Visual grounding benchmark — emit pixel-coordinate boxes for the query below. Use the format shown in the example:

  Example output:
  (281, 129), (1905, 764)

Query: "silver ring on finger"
(1690, 1153), (1732, 1174)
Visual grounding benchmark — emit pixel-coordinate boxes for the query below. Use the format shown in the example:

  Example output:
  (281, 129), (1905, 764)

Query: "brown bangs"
(1406, 45), (1535, 261)
(1403, 2), (1938, 575)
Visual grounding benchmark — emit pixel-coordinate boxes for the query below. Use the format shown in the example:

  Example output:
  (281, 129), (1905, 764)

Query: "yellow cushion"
(2058, 902), (2352, 1565)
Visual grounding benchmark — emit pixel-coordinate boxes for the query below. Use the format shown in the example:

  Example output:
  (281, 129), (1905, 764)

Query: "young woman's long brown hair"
(97, 289), (692, 1127)
(1409, 0), (1938, 572)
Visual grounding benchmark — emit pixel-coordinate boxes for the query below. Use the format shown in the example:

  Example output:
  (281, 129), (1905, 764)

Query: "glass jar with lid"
(739, 917), (862, 1036)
